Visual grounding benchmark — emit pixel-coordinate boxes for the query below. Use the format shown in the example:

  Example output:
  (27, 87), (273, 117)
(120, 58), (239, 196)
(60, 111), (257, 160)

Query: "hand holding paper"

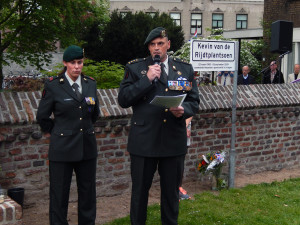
(169, 106), (184, 118)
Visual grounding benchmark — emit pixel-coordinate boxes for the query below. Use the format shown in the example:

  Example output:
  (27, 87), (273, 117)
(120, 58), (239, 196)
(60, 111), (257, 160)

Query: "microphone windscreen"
(153, 55), (160, 65)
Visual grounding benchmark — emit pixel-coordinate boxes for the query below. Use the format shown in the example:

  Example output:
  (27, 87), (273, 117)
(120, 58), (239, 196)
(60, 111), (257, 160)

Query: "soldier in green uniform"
(118, 27), (199, 225)
(36, 45), (100, 225)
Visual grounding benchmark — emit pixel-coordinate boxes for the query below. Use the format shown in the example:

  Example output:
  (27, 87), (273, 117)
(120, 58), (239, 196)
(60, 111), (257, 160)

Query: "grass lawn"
(105, 178), (300, 225)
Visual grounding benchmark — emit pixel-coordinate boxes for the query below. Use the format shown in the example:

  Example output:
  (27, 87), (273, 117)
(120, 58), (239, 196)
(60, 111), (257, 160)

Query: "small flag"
(193, 28), (197, 38)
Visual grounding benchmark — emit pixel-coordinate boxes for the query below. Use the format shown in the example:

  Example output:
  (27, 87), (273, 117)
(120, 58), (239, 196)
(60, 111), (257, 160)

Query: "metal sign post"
(190, 39), (239, 188)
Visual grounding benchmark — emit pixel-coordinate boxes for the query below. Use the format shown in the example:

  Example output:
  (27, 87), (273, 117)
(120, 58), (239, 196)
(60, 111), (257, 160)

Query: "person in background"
(179, 116), (193, 201)
(118, 27), (199, 225)
(262, 61), (284, 84)
(36, 45), (100, 225)
(286, 64), (300, 83)
(237, 65), (256, 85)
(216, 71), (234, 86)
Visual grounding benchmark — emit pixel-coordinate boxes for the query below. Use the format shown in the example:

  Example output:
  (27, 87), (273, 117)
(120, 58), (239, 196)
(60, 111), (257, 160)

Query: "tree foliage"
(0, 0), (110, 89)
(82, 59), (124, 89)
(84, 11), (185, 65)
(41, 59), (124, 90)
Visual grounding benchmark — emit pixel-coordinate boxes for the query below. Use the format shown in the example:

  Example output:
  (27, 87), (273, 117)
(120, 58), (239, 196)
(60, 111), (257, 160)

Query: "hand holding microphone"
(147, 55), (161, 82)
(153, 55), (160, 83)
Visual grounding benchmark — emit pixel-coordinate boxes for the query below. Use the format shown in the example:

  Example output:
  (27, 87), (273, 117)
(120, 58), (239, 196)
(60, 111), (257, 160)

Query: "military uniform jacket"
(36, 74), (100, 162)
(118, 56), (200, 157)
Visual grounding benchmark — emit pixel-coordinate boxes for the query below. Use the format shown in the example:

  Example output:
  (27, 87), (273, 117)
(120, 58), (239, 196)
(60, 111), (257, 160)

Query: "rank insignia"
(177, 71), (182, 76)
(59, 78), (64, 83)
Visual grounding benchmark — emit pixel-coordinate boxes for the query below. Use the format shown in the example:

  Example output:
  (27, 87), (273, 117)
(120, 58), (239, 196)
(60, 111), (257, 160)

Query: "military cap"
(144, 27), (168, 45)
(63, 45), (83, 62)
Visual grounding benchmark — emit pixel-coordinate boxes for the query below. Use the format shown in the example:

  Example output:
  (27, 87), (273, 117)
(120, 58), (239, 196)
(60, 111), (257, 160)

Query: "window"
(212, 14), (223, 29)
(146, 12), (156, 18)
(170, 13), (181, 26)
(191, 13), (202, 35)
(120, 12), (128, 18)
(236, 14), (247, 29)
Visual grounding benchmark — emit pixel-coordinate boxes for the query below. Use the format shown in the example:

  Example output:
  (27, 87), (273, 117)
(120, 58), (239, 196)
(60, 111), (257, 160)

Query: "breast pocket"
(84, 97), (96, 113)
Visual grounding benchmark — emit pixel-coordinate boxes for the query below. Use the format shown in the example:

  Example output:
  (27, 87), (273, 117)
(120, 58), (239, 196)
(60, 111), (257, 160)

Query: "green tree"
(0, 0), (110, 89)
(240, 39), (264, 83)
(84, 11), (185, 65)
(42, 59), (124, 89)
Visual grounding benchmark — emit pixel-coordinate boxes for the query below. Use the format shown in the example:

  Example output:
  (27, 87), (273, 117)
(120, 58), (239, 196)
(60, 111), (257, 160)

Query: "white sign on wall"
(190, 40), (238, 71)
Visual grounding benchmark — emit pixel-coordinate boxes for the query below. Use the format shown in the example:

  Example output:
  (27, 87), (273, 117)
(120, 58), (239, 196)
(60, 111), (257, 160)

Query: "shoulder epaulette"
(48, 76), (59, 82)
(173, 57), (191, 65)
(127, 58), (146, 65)
(84, 75), (96, 81)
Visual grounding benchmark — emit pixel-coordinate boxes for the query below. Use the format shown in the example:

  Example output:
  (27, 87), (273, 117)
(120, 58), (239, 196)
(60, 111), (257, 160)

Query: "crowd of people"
(215, 60), (300, 86)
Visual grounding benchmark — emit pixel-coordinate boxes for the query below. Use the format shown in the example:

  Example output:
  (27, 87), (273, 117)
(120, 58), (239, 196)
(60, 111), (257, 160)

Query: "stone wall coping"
(1, 83), (300, 125)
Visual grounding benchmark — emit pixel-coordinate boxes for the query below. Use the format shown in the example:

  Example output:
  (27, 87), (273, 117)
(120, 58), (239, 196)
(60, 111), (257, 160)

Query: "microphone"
(153, 55), (160, 83)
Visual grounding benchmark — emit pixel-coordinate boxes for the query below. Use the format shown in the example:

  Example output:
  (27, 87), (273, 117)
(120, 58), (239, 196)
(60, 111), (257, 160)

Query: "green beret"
(144, 27), (168, 45)
(63, 45), (83, 62)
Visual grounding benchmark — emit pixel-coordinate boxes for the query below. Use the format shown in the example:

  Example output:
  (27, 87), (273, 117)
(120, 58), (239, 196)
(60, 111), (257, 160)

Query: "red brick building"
(263, 0), (300, 79)
(264, 0), (300, 26)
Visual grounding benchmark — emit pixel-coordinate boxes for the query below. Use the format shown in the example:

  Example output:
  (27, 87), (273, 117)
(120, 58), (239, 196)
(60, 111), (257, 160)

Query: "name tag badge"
(168, 80), (192, 91)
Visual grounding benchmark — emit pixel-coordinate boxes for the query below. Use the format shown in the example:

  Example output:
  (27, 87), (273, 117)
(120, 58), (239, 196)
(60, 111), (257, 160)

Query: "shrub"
(6, 76), (46, 92)
(82, 59), (124, 89)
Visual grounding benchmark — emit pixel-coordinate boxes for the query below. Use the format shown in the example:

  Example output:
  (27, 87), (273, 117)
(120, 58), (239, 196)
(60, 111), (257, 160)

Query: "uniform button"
(80, 129), (83, 132)
(79, 106), (82, 109)
(80, 118), (82, 120)
(165, 109), (168, 112)
(134, 122), (137, 125)
(183, 91), (185, 93)
(61, 133), (63, 136)
(165, 88), (168, 92)
(163, 119), (167, 123)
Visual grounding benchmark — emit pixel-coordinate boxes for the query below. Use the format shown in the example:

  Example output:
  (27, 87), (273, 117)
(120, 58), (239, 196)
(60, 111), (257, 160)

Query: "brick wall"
(0, 197), (22, 225)
(264, 0), (300, 27)
(1, 84), (300, 206)
(263, 0), (300, 65)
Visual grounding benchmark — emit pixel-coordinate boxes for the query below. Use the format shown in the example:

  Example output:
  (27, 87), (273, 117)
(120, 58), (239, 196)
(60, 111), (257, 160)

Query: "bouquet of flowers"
(197, 151), (227, 189)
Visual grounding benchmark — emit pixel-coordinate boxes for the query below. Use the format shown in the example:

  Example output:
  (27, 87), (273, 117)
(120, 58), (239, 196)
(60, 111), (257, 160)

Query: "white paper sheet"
(150, 94), (186, 108)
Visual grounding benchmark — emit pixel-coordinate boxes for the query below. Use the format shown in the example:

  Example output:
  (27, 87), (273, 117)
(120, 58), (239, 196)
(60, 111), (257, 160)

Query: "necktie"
(160, 63), (168, 82)
(72, 83), (81, 99)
